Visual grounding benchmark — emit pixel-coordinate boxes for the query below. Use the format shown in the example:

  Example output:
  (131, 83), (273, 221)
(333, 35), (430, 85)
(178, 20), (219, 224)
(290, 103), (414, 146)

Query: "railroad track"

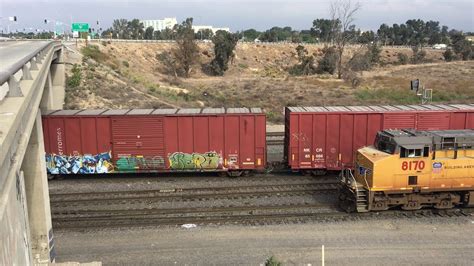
(53, 206), (474, 229)
(50, 182), (339, 207)
(52, 204), (342, 229)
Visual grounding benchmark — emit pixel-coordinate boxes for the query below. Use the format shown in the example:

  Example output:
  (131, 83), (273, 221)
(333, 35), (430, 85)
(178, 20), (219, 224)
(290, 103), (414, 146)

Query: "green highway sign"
(72, 23), (89, 32)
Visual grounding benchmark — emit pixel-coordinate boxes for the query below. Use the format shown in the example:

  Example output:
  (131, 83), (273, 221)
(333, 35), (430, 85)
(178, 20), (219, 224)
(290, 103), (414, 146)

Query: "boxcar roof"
(287, 104), (474, 113)
(45, 107), (264, 116)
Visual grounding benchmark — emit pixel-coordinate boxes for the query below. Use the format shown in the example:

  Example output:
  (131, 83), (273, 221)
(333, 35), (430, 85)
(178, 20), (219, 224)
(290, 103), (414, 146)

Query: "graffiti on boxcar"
(115, 156), (165, 171)
(45, 151), (114, 174)
(169, 152), (222, 170)
(292, 132), (308, 143)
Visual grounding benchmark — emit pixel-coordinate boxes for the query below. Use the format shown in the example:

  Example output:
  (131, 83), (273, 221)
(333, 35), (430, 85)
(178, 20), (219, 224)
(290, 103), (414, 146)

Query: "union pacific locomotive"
(339, 129), (474, 212)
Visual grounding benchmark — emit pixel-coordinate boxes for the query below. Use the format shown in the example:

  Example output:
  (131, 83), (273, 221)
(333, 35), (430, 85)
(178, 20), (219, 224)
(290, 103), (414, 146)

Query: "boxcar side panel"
(417, 112), (450, 130)
(64, 118), (80, 155)
(367, 114), (383, 146)
(298, 114), (313, 168)
(467, 113), (474, 128)
(340, 114), (354, 167)
(240, 116), (256, 169)
(313, 114), (327, 169)
(44, 116), (114, 174)
(225, 116), (240, 169)
(80, 118), (98, 154)
(111, 116), (166, 172)
(193, 116), (209, 153)
(255, 115), (266, 169)
(208, 116), (225, 167)
(177, 117), (193, 153)
(326, 114), (340, 170)
(383, 113), (416, 129)
(353, 114), (369, 154)
(96, 117), (112, 154)
(288, 113), (299, 168)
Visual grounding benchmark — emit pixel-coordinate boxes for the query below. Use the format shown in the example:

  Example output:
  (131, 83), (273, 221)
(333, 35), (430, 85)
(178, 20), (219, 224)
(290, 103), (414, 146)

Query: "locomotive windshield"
(374, 133), (396, 154)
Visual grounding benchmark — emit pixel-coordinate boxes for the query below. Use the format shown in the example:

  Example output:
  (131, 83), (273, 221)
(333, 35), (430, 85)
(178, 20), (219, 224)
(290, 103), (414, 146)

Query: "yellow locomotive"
(339, 129), (474, 212)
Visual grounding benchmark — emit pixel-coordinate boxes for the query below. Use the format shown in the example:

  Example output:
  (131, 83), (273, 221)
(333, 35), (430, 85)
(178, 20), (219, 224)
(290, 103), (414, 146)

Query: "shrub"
(265, 256), (282, 266)
(443, 49), (455, 62)
(348, 52), (371, 72)
(289, 45), (318, 76)
(81, 45), (108, 63)
(411, 46), (426, 64)
(122, 60), (129, 67)
(66, 64), (82, 88)
(317, 46), (338, 74)
(397, 53), (409, 65)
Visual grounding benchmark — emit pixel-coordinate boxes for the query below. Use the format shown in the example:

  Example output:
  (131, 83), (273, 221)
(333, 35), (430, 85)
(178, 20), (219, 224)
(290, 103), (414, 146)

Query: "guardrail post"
(30, 58), (39, 71)
(7, 76), (23, 97)
(21, 65), (33, 80)
(36, 55), (43, 64)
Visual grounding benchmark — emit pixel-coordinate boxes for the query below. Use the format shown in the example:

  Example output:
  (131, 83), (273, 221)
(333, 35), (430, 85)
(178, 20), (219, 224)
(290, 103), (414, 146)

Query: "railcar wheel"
(434, 199), (453, 209)
(401, 201), (422, 211)
(227, 171), (243, 177)
(371, 201), (389, 211)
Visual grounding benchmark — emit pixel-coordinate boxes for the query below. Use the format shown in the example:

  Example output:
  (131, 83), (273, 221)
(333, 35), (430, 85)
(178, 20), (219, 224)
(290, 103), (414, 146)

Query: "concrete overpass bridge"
(0, 40), (65, 264)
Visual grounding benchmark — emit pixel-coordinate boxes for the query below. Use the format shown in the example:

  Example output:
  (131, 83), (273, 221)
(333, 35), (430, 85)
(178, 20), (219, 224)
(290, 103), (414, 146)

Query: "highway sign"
(72, 23), (89, 32)
(73, 31), (79, 38)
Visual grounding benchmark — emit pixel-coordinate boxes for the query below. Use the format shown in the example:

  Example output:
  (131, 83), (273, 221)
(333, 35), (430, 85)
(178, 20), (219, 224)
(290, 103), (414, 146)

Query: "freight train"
(339, 129), (474, 212)
(42, 104), (474, 176)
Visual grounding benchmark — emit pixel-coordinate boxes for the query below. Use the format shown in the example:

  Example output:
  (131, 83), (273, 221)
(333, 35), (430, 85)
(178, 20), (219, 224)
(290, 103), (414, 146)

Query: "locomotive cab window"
(423, 146), (430, 157)
(400, 147), (422, 158)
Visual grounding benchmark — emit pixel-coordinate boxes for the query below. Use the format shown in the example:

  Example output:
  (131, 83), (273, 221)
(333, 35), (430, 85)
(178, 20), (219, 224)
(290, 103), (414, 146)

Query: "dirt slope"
(63, 42), (473, 123)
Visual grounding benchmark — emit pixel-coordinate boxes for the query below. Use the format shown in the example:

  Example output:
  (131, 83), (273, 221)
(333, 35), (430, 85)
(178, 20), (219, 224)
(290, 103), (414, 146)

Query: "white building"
(141, 18), (177, 31)
(192, 25), (230, 34)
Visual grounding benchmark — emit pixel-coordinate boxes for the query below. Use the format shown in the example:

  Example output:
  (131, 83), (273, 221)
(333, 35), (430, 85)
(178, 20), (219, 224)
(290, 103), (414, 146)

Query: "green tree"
(358, 30), (375, 44)
(112, 19), (129, 39)
(173, 18), (199, 77)
(311, 18), (337, 43)
(128, 19), (144, 39)
(144, 26), (154, 40)
(377, 23), (391, 45)
(196, 29), (214, 40)
(210, 30), (239, 75)
(242, 28), (261, 41)
(331, 0), (361, 79)
(450, 31), (473, 60)
(259, 26), (293, 42)
(153, 30), (162, 40)
(161, 28), (175, 40)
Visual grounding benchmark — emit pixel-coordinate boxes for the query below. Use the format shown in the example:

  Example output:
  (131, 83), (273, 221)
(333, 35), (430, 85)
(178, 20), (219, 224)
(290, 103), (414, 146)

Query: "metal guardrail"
(0, 41), (58, 101)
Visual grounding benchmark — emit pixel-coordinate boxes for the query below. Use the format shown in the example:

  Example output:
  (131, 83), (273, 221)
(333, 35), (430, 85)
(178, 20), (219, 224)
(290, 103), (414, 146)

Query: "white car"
(432, 44), (447, 50)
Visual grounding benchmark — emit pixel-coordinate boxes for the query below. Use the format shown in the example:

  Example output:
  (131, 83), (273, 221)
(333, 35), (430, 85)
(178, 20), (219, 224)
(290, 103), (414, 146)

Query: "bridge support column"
(49, 47), (65, 109)
(40, 72), (54, 111)
(21, 111), (54, 264)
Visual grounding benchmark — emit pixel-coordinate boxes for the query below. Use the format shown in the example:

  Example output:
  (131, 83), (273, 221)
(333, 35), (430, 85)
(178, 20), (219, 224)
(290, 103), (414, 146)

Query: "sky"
(1, 0), (473, 33)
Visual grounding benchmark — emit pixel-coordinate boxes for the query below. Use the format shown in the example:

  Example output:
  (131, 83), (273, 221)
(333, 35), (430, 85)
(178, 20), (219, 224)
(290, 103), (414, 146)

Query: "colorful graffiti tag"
(45, 151), (114, 174)
(169, 152), (222, 170)
(116, 156), (165, 171)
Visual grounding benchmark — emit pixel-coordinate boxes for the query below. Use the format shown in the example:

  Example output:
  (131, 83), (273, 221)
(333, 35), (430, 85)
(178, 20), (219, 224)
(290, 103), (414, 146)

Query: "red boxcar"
(42, 108), (266, 176)
(285, 104), (474, 174)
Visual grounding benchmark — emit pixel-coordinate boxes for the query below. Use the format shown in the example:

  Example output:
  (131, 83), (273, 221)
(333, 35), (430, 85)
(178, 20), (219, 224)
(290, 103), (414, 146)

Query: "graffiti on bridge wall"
(45, 151), (114, 174)
(116, 156), (165, 171)
(169, 151), (222, 170)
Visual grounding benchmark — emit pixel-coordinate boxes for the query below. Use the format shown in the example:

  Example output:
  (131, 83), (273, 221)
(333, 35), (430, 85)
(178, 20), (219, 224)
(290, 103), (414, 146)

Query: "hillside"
(63, 41), (474, 123)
